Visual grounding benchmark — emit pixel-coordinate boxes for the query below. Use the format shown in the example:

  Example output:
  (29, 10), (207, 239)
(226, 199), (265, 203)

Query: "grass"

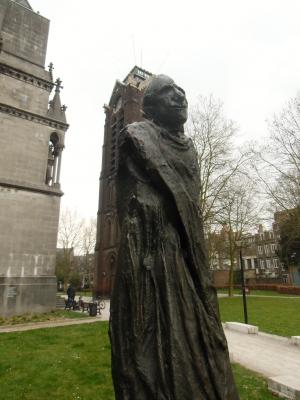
(0, 321), (277, 400)
(232, 364), (276, 399)
(0, 322), (113, 400)
(0, 310), (89, 326)
(218, 296), (300, 336)
(217, 288), (299, 297)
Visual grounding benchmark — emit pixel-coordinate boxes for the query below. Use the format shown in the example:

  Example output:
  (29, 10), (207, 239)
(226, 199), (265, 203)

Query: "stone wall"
(0, 189), (60, 277)
(1, 0), (49, 67)
(0, 277), (57, 316)
(212, 270), (230, 287)
(0, 189), (60, 316)
(0, 73), (50, 114)
(0, 116), (52, 186)
(0, 1), (67, 316)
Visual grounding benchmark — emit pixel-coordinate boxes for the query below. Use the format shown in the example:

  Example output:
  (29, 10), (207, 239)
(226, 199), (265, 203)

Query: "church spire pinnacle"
(54, 78), (63, 93)
(47, 78), (67, 124)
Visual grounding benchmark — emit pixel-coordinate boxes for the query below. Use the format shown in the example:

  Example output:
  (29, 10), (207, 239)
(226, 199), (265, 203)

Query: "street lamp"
(236, 239), (248, 324)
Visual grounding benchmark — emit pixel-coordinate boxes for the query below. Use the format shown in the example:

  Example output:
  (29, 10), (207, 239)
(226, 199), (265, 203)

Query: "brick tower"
(95, 66), (152, 297)
(0, 0), (68, 316)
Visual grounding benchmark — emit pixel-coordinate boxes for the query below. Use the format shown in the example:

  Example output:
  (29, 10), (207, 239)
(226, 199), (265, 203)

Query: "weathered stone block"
(268, 375), (300, 400)
(225, 321), (258, 334)
(0, 0), (49, 67)
(291, 336), (300, 346)
(0, 276), (57, 317)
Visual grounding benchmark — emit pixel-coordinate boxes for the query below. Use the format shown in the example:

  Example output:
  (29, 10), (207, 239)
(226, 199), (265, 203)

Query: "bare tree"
(254, 95), (300, 211)
(57, 208), (84, 252)
(80, 218), (97, 288)
(216, 176), (261, 296)
(186, 95), (249, 232)
(56, 208), (84, 289)
(251, 95), (300, 272)
(80, 218), (97, 255)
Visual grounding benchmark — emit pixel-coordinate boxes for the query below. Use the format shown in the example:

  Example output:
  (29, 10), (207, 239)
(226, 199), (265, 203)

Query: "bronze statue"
(109, 75), (239, 400)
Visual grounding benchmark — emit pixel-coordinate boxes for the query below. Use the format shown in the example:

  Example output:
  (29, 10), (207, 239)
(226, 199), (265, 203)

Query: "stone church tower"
(95, 66), (152, 297)
(0, 0), (68, 316)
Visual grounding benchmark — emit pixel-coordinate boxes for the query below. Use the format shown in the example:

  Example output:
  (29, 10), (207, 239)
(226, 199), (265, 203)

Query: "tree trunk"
(228, 235), (235, 297)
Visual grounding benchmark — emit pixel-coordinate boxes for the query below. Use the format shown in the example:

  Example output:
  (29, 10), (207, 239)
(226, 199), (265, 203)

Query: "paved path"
(224, 327), (300, 380)
(224, 327), (300, 397)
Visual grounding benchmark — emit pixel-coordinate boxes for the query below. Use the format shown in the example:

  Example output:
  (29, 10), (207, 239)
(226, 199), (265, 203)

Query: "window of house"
(258, 246), (263, 255)
(264, 244), (269, 255)
(271, 243), (277, 253)
(260, 259), (265, 269)
(266, 259), (271, 268)
(273, 258), (279, 268)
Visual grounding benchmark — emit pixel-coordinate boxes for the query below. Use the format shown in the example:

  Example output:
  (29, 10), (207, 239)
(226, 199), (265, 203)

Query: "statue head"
(143, 75), (188, 130)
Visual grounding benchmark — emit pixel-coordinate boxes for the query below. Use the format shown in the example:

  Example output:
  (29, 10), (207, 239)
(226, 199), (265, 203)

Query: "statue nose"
(174, 89), (185, 102)
(176, 88), (184, 97)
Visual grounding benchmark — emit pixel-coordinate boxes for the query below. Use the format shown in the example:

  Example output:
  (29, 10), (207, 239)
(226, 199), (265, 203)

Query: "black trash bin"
(89, 303), (97, 317)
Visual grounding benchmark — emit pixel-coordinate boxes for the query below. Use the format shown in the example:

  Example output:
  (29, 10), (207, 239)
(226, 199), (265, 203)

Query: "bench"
(79, 298), (106, 316)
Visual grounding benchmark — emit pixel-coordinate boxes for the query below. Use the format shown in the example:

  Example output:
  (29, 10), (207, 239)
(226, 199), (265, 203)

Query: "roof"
(108, 66), (153, 108)
(11, 0), (32, 10)
(123, 65), (152, 84)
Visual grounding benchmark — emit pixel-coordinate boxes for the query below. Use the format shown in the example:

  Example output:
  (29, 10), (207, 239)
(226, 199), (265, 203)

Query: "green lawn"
(0, 310), (89, 326)
(0, 322), (113, 400)
(232, 364), (276, 400)
(0, 322), (277, 399)
(219, 296), (300, 336)
(217, 288), (299, 297)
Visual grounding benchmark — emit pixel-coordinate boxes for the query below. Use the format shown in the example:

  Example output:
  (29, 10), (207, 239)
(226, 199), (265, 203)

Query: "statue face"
(155, 82), (188, 128)
(143, 75), (188, 129)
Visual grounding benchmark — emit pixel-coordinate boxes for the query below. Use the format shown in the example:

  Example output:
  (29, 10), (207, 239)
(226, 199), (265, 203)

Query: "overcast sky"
(30, 0), (300, 220)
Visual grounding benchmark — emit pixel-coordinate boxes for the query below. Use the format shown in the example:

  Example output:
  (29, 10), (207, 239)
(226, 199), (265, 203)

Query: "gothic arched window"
(45, 133), (59, 186)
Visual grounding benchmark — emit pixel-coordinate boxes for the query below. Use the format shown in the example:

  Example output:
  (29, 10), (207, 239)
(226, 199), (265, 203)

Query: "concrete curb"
(268, 375), (300, 400)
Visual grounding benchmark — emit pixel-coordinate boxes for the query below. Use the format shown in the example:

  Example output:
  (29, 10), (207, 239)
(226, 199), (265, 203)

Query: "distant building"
(254, 224), (282, 280)
(94, 66), (152, 297)
(208, 227), (237, 271)
(236, 234), (257, 278)
(0, 0), (68, 316)
(211, 220), (287, 286)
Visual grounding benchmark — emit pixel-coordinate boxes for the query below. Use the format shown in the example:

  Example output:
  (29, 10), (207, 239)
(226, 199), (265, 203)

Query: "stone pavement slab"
(224, 328), (300, 379)
(291, 336), (300, 346)
(224, 326), (300, 399)
(225, 321), (258, 334)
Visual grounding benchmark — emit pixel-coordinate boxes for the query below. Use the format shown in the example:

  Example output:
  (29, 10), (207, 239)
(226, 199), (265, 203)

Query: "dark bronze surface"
(109, 75), (239, 399)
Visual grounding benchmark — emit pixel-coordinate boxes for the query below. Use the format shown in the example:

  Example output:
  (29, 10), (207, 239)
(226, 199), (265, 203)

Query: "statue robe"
(109, 119), (239, 400)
